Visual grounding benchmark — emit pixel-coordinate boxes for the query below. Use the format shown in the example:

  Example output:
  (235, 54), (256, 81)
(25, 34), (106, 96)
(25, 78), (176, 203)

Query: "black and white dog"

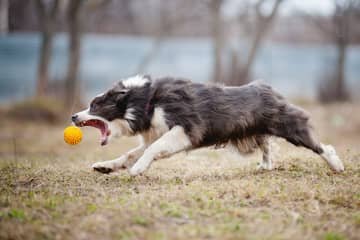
(72, 75), (344, 176)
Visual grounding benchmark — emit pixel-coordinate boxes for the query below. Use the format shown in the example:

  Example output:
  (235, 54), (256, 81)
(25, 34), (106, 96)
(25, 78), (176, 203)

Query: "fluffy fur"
(72, 75), (345, 176)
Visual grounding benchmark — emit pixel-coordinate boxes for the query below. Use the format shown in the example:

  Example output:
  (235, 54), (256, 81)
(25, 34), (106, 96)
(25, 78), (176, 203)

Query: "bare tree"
(332, 1), (351, 101)
(0, 0), (8, 34)
(309, 0), (358, 102)
(210, 0), (224, 83)
(241, 0), (283, 82)
(35, 0), (59, 96)
(65, 0), (84, 108)
(136, 1), (171, 73)
(135, 0), (206, 73)
(226, 0), (284, 86)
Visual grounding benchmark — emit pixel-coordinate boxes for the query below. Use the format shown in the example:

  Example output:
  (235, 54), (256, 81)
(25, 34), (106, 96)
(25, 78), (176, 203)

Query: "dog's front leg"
(129, 126), (192, 176)
(92, 144), (146, 174)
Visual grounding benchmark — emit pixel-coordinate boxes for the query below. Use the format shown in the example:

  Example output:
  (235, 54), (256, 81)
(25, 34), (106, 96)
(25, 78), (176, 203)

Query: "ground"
(0, 103), (359, 240)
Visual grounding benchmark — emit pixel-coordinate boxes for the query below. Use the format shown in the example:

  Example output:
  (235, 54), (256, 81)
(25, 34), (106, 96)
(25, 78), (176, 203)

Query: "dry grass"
(0, 103), (359, 240)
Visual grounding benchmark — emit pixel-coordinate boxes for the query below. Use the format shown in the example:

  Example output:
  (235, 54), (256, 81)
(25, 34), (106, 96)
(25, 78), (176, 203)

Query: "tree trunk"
(240, 25), (265, 83)
(240, 0), (283, 82)
(65, 0), (84, 108)
(37, 30), (52, 96)
(136, 7), (166, 73)
(35, 0), (59, 96)
(335, 37), (348, 101)
(210, 0), (223, 83)
(227, 49), (240, 85)
(0, 0), (8, 35)
(333, 3), (350, 102)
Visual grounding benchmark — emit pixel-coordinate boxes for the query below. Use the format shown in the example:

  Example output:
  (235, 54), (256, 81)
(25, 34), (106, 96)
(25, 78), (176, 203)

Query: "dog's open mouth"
(77, 119), (111, 146)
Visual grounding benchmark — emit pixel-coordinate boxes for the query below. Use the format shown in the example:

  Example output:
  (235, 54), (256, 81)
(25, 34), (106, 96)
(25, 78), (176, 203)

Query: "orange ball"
(64, 126), (82, 145)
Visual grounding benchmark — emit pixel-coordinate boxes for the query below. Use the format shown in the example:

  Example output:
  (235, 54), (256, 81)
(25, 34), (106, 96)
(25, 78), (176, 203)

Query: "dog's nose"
(71, 114), (78, 122)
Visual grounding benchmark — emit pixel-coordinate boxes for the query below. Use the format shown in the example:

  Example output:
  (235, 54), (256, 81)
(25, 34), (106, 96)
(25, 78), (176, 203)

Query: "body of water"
(0, 33), (359, 102)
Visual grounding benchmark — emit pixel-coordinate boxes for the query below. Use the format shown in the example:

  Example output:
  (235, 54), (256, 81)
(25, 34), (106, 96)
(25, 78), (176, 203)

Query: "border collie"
(72, 75), (344, 176)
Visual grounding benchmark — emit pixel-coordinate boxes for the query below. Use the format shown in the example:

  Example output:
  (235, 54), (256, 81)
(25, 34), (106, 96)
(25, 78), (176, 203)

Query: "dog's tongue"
(80, 120), (110, 146)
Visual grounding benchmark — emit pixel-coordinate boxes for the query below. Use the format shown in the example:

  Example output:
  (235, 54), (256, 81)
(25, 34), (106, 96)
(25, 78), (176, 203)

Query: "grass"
(323, 232), (346, 240)
(0, 102), (359, 239)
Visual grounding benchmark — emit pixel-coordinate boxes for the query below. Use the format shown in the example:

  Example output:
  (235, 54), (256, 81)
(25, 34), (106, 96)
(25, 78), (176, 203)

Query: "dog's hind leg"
(257, 136), (273, 170)
(270, 114), (344, 172)
(285, 129), (343, 172)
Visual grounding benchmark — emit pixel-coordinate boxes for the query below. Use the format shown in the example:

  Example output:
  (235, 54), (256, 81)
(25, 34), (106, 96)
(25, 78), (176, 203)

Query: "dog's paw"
(257, 161), (273, 171)
(321, 144), (345, 172)
(91, 162), (114, 174)
(128, 165), (146, 176)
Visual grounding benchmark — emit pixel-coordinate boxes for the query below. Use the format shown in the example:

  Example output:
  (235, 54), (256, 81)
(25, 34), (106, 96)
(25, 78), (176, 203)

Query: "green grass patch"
(86, 203), (97, 213)
(6, 208), (26, 220)
(353, 212), (360, 226)
(132, 216), (151, 227)
(323, 232), (346, 240)
(159, 202), (183, 218)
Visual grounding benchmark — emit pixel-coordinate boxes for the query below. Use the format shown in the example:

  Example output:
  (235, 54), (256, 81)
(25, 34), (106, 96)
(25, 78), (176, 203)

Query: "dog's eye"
(118, 90), (127, 95)
(90, 102), (97, 111)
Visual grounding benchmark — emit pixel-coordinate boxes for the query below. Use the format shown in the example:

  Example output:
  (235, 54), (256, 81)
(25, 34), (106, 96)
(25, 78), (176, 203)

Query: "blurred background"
(0, 2), (360, 239)
(0, 0), (359, 118)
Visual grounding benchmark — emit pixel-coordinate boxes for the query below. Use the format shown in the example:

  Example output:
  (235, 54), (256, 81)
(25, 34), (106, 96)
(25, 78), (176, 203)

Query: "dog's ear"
(143, 74), (152, 81)
(143, 75), (152, 87)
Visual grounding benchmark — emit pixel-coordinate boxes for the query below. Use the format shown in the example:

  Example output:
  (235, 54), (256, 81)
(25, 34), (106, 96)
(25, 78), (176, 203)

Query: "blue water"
(0, 33), (359, 102)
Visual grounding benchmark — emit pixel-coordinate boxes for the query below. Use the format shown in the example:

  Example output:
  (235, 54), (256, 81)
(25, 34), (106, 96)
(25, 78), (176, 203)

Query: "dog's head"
(71, 75), (151, 145)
